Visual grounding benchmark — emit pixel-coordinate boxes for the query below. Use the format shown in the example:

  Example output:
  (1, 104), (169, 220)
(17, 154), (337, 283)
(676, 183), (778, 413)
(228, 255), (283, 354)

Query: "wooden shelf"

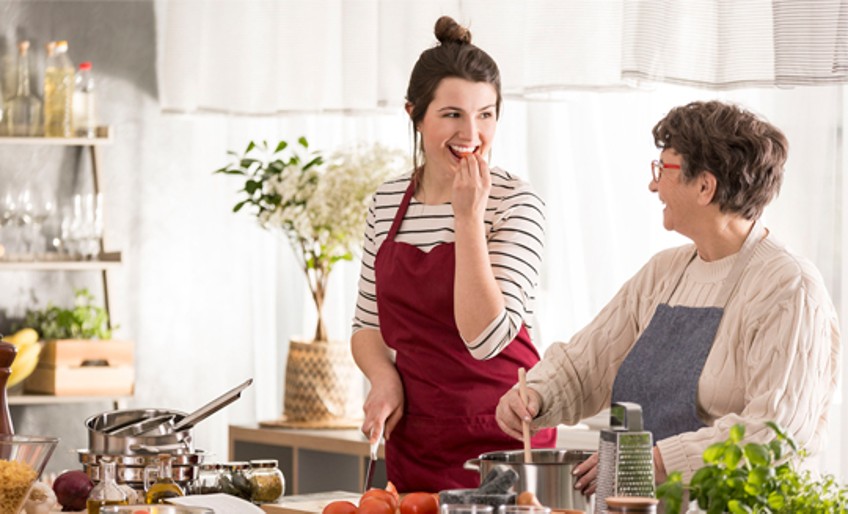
(0, 127), (113, 146)
(0, 251), (122, 270)
(8, 393), (131, 406)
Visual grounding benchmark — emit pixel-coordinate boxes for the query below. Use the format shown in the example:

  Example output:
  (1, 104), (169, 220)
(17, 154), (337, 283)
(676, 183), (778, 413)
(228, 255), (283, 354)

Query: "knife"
(363, 424), (384, 492)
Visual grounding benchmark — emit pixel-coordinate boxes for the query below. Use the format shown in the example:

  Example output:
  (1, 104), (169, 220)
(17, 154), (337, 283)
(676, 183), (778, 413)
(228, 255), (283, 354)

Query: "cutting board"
(261, 491), (362, 514)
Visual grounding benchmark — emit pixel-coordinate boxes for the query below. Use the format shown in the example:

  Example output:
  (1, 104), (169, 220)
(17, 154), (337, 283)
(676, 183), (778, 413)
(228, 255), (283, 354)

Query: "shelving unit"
(0, 127), (128, 406)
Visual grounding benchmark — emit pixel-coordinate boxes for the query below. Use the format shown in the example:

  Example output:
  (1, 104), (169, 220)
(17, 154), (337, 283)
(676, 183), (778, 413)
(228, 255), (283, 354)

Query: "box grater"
(594, 402), (655, 514)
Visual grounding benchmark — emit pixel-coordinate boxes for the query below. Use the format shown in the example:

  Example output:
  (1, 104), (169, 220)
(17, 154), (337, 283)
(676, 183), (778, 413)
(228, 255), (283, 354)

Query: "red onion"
(52, 469), (94, 511)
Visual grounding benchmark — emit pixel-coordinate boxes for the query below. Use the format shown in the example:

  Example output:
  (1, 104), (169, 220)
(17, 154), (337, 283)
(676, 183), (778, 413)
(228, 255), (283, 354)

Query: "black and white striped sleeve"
(465, 174), (546, 360)
(352, 193), (381, 334)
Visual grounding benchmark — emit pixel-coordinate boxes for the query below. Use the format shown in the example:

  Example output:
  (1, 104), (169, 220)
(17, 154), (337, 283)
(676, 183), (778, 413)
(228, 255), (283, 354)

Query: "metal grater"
(594, 402), (655, 514)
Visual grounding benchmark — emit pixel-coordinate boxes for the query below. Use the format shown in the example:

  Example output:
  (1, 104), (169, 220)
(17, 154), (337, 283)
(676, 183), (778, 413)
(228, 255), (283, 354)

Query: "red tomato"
(323, 501), (358, 514)
(400, 492), (439, 514)
(359, 497), (396, 514)
(362, 489), (400, 512)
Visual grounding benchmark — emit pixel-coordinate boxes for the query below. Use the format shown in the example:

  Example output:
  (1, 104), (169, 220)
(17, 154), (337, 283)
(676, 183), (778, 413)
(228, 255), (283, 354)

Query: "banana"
(5, 327), (39, 346)
(8, 341), (42, 388)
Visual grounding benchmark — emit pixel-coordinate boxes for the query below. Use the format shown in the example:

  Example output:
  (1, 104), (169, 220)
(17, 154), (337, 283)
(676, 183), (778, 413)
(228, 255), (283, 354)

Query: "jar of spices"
(220, 461), (252, 500)
(605, 496), (659, 514)
(192, 463), (224, 494)
(247, 459), (285, 504)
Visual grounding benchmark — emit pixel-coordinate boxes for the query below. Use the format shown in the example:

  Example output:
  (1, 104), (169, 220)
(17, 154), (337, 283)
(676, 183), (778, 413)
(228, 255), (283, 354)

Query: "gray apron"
(612, 221), (765, 441)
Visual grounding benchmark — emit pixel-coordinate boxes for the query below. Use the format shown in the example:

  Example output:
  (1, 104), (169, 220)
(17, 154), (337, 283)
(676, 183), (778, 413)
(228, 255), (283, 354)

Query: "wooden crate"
(25, 339), (135, 396)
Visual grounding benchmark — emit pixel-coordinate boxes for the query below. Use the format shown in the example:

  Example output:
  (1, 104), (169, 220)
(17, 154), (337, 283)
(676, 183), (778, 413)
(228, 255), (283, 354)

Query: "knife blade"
(363, 425), (384, 492)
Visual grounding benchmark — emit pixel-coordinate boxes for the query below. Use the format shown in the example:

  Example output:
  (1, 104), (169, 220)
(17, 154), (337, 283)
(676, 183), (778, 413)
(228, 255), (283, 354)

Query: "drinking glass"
(442, 505), (495, 514)
(0, 188), (20, 258)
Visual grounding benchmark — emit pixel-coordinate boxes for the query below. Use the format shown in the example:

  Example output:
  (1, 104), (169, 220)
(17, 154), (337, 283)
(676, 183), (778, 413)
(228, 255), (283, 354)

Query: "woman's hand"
(361, 370), (405, 442)
(452, 153), (491, 222)
(495, 387), (543, 440)
(571, 453), (599, 497)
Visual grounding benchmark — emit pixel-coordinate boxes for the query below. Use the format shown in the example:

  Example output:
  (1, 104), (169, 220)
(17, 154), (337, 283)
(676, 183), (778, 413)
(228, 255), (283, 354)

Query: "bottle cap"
(79, 61), (92, 70)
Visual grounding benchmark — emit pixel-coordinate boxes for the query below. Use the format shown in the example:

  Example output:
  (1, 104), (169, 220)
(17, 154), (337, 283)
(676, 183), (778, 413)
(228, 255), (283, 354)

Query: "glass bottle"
(144, 453), (185, 504)
(87, 458), (129, 514)
(73, 61), (96, 137)
(247, 459), (285, 504)
(43, 40), (74, 137)
(4, 41), (43, 137)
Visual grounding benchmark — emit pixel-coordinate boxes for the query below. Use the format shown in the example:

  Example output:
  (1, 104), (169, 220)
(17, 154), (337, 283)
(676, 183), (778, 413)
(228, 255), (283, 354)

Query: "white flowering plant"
(215, 137), (408, 342)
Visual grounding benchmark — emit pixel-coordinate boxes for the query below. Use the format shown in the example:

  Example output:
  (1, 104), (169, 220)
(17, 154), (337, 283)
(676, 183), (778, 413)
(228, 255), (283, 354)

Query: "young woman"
(351, 16), (556, 492)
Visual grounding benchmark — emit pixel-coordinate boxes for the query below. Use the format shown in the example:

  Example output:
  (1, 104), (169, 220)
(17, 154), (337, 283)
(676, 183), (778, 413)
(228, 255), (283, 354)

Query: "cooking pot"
(464, 449), (595, 510)
(86, 408), (194, 455)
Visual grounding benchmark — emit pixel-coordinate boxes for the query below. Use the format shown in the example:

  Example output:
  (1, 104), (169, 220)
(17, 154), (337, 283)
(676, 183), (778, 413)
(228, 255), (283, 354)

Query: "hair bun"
(434, 15), (472, 45)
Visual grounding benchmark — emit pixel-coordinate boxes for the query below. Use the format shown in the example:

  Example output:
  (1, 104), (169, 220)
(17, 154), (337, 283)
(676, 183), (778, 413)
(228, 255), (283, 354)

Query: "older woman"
(495, 100), (840, 492)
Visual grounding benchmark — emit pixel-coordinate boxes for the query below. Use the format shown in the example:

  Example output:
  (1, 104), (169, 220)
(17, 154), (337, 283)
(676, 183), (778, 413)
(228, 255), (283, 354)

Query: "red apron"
(374, 181), (556, 493)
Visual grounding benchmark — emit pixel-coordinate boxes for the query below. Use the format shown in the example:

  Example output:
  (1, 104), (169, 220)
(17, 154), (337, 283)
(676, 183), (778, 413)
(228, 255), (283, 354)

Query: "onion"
(52, 469), (94, 511)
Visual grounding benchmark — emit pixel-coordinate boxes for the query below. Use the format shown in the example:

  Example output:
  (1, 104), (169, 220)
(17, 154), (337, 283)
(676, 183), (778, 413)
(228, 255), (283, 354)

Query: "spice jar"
(247, 459), (285, 504)
(192, 463), (224, 494)
(220, 461), (252, 500)
(605, 496), (659, 514)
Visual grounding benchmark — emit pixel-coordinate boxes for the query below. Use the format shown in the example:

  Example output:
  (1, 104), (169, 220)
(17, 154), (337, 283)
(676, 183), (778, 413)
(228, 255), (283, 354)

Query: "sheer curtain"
(154, 0), (848, 478)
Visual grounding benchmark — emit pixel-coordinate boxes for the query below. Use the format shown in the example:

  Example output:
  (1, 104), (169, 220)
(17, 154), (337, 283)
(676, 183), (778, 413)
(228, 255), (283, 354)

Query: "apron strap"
(663, 220), (766, 307)
(387, 180), (416, 241)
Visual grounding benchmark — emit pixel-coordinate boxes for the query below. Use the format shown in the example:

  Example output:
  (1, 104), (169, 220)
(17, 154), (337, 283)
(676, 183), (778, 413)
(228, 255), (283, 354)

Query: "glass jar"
(247, 459), (285, 504)
(220, 461), (252, 500)
(192, 463), (224, 495)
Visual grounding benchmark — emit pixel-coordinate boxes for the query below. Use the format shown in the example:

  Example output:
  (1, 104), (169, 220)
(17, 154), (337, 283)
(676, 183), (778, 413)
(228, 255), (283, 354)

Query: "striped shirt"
(352, 168), (546, 360)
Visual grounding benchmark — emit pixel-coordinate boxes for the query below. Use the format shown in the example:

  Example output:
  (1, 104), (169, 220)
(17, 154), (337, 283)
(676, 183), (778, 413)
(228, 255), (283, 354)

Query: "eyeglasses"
(651, 160), (682, 182)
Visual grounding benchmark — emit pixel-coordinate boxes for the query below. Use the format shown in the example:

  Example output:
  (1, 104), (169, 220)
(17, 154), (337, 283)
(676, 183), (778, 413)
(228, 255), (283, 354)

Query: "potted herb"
(20, 288), (134, 396)
(657, 422), (848, 513)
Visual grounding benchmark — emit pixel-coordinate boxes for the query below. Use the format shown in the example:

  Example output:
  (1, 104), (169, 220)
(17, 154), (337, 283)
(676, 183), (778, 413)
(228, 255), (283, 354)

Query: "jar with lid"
(247, 459), (285, 504)
(605, 496), (659, 514)
(220, 461), (252, 500)
(191, 463), (224, 495)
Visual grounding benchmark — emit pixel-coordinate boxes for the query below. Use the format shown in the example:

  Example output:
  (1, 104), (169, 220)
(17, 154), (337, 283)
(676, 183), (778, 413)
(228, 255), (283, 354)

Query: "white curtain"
(153, 0), (848, 479)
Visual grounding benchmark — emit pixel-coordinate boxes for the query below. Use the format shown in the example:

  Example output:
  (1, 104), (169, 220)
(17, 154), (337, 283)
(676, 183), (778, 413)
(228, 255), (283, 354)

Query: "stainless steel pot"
(464, 449), (595, 510)
(78, 449), (204, 491)
(86, 408), (194, 455)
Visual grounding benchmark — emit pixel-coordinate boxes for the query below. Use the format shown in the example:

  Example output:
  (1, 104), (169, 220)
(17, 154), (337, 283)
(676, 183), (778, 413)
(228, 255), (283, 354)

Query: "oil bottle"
(43, 40), (74, 137)
(87, 457), (128, 513)
(144, 453), (185, 504)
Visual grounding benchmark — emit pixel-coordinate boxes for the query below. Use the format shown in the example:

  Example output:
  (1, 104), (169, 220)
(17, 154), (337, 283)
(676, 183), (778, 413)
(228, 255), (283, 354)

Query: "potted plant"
(215, 137), (407, 423)
(657, 422), (848, 513)
(18, 288), (134, 396)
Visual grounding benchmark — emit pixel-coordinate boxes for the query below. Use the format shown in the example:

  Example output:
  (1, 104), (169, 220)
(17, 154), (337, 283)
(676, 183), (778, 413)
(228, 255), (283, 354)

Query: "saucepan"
(86, 378), (254, 455)
(86, 408), (193, 455)
(464, 449), (595, 510)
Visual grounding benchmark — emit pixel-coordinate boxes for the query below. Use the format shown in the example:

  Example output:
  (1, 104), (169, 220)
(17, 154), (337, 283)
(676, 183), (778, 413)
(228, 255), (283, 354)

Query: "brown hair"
(652, 100), (788, 220)
(406, 16), (502, 183)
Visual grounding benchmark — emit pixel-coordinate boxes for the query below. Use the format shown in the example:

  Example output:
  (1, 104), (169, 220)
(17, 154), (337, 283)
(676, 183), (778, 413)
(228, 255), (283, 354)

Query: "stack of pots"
(83, 408), (205, 492)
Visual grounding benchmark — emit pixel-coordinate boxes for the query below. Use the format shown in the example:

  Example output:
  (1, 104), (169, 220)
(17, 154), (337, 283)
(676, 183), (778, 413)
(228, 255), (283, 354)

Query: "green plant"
(657, 422), (848, 513)
(22, 288), (113, 340)
(214, 137), (408, 342)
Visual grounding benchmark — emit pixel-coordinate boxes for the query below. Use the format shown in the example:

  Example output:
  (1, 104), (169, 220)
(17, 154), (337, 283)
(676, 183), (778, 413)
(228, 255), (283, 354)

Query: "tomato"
(362, 489), (400, 512)
(400, 492), (439, 514)
(358, 497), (396, 514)
(323, 501), (358, 514)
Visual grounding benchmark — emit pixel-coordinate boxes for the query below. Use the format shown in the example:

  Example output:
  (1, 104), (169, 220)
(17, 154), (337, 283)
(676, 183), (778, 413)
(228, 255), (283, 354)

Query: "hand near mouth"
(452, 152), (491, 221)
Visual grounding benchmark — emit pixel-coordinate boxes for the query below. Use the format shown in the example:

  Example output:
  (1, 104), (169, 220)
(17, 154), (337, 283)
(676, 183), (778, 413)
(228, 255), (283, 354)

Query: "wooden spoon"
(518, 367), (532, 463)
